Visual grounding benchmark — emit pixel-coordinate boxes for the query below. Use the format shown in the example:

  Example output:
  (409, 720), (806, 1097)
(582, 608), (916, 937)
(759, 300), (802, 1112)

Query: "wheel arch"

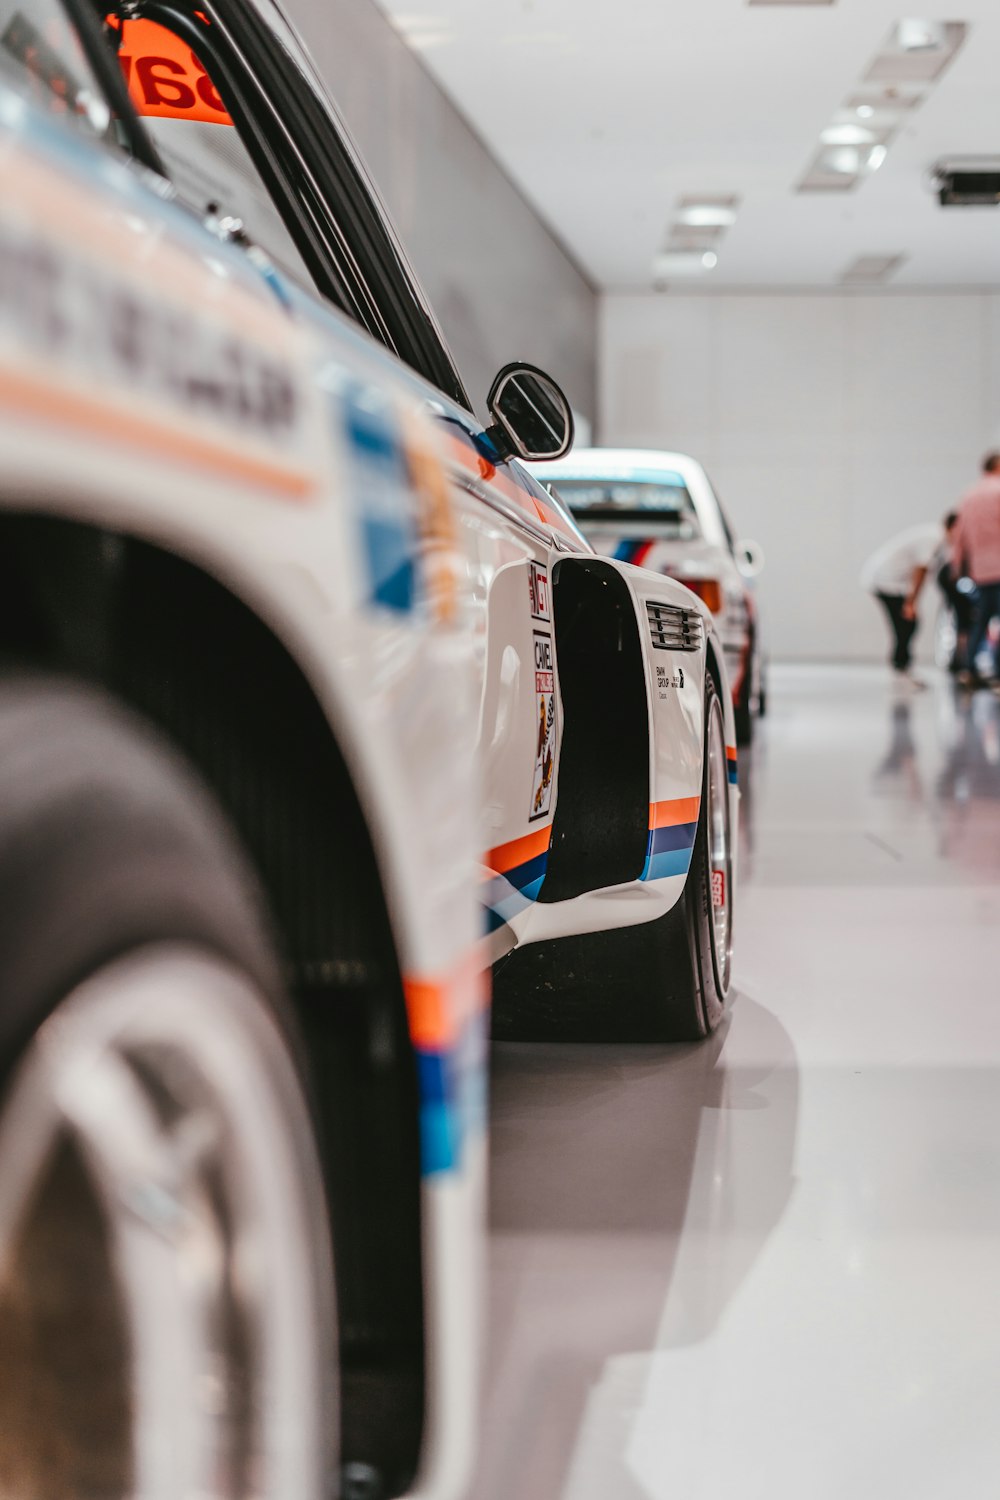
(0, 505), (428, 1494)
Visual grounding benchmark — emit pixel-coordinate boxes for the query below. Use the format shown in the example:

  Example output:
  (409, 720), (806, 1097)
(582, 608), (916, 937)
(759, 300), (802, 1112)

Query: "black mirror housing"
(485, 362), (574, 462)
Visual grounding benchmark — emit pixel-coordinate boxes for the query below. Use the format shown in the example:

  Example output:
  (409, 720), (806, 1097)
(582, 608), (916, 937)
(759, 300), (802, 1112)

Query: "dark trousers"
(875, 592), (917, 672)
(968, 579), (1000, 677)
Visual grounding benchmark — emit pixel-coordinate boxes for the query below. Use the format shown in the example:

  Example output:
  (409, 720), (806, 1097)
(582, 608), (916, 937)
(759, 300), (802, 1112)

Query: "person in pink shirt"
(952, 453), (1000, 685)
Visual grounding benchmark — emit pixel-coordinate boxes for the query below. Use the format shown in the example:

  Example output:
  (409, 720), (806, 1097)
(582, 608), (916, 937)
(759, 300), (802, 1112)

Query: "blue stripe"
(647, 821), (698, 856)
(505, 850), (549, 893)
(728, 763), (739, 785)
(644, 847), (695, 881)
(614, 540), (643, 563)
(484, 850), (549, 929)
(415, 1014), (489, 1177)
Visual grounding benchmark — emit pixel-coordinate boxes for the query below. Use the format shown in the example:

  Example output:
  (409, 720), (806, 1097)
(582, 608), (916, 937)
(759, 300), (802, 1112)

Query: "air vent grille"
(647, 601), (703, 652)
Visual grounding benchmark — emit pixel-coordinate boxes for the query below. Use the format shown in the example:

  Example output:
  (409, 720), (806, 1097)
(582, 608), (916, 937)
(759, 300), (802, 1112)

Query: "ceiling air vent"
(840, 254), (907, 283)
(748, 1), (835, 6)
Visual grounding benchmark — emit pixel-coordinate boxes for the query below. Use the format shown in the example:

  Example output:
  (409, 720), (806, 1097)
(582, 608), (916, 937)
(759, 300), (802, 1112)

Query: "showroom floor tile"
(471, 664), (1000, 1500)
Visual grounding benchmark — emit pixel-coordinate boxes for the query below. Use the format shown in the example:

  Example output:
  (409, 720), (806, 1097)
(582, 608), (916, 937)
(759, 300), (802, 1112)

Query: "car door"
(102, 0), (595, 943)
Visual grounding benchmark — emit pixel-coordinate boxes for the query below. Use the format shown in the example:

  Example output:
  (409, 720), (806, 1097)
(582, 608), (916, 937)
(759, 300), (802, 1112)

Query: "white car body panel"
(0, 47), (737, 1498)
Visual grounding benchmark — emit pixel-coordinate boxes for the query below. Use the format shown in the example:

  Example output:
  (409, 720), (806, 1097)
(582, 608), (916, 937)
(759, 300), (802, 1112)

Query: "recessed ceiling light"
(701, 251), (718, 268)
(856, 104), (875, 118)
(652, 251), (718, 280)
(676, 204), (738, 227)
(822, 124), (876, 146)
(867, 21), (966, 82)
(897, 19), (947, 52)
(824, 146), (862, 174)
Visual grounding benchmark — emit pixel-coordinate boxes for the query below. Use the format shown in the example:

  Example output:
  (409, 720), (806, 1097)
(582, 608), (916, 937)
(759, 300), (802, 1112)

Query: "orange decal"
(0, 366), (315, 500)
(649, 797), (701, 829)
(487, 823), (553, 875)
(110, 17), (233, 126)
(404, 951), (489, 1051)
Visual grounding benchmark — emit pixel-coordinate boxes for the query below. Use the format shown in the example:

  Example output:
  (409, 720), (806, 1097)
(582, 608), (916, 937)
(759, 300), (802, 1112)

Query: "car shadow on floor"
(471, 991), (798, 1500)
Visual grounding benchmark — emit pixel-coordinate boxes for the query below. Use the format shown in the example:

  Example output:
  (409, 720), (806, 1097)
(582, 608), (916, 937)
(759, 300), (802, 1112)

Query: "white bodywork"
(0, 62), (737, 1500)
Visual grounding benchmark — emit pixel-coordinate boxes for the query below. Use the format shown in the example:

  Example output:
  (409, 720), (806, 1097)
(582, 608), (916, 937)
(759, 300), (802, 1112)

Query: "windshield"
(0, 0), (114, 140)
(552, 478), (702, 539)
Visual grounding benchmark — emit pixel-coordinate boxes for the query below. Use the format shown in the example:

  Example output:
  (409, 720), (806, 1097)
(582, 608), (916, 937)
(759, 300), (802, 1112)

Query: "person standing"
(861, 521), (944, 688)
(951, 453), (1000, 686)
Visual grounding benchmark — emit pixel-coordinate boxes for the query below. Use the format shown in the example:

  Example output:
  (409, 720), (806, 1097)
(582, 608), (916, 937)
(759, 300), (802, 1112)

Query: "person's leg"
(897, 611), (918, 671)
(875, 594), (905, 672)
(877, 593), (911, 671)
(983, 582), (1000, 678)
(967, 584), (996, 679)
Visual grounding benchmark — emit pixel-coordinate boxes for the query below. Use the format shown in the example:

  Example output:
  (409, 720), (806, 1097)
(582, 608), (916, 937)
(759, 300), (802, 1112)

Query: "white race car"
(0, 5), (739, 1499)
(539, 447), (766, 743)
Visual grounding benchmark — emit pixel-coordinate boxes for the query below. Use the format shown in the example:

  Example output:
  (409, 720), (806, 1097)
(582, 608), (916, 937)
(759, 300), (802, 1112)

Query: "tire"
(492, 669), (734, 1043)
(0, 674), (336, 1500)
(644, 668), (734, 1039)
(734, 686), (753, 746)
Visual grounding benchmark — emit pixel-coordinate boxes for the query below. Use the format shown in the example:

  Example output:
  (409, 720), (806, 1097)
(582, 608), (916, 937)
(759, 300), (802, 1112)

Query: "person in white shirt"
(861, 521), (946, 686)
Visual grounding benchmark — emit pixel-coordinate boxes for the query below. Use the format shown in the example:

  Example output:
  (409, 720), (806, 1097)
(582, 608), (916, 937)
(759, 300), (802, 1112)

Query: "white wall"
(285, 0), (597, 426)
(600, 292), (1000, 661)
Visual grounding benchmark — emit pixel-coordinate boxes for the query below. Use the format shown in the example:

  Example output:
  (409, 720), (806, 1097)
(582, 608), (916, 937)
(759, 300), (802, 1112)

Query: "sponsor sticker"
(711, 869), (726, 910)
(528, 561), (550, 622)
(108, 17), (234, 126)
(656, 662), (686, 700)
(530, 631), (556, 821)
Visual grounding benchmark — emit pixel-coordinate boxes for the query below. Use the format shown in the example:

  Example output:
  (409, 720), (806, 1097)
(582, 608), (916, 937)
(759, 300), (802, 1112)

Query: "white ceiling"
(377, 0), (1000, 290)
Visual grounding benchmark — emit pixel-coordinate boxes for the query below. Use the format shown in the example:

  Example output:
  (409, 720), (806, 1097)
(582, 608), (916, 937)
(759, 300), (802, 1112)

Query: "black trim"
(120, 0), (469, 407)
(60, 0), (165, 174)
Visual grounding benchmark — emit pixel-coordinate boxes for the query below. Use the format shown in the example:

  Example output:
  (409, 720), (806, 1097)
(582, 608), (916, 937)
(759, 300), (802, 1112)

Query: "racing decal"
(712, 868), (727, 910)
(0, 180), (315, 496)
(528, 560), (550, 622)
(641, 796), (701, 882)
(484, 824), (552, 933)
(403, 954), (489, 1176)
(107, 17), (234, 126)
(530, 631), (556, 820)
(614, 539), (656, 568)
(402, 412), (459, 625)
(655, 661), (686, 699)
(340, 384), (416, 613)
(727, 746), (738, 786)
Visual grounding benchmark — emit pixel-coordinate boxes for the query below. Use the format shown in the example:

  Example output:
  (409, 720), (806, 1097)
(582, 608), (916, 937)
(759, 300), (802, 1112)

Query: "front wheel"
(0, 676), (336, 1500)
(646, 669), (734, 1038)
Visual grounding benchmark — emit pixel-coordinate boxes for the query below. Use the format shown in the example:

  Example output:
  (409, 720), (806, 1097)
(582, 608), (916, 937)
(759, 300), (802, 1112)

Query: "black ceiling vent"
(934, 159), (1000, 207)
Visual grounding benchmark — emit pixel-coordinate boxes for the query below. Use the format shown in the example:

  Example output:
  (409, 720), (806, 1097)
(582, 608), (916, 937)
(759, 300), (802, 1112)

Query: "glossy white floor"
(471, 664), (1000, 1500)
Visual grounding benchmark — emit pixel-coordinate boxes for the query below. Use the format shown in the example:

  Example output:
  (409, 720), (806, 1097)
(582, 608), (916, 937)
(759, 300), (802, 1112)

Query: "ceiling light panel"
(866, 21), (967, 83)
(798, 20), (965, 197)
(747, 1), (835, 6)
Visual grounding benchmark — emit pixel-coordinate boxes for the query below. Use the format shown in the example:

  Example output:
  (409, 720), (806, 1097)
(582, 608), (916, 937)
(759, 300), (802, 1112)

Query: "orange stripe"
(726, 746), (738, 762)
(403, 950), (489, 1051)
(486, 823), (552, 875)
(649, 796), (701, 829)
(0, 367), (316, 500)
(443, 431), (579, 542)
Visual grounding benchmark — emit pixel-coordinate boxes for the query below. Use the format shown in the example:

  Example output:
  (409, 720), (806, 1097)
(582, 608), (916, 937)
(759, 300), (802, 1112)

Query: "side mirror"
(738, 539), (765, 577)
(485, 362), (574, 462)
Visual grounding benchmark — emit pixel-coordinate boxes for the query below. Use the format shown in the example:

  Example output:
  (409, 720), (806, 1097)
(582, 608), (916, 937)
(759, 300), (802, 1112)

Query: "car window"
(553, 479), (704, 541)
(106, 12), (317, 291)
(0, 0), (116, 142)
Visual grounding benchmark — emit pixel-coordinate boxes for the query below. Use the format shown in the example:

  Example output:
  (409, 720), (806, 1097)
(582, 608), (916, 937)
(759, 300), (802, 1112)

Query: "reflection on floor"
(471, 665), (1000, 1500)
